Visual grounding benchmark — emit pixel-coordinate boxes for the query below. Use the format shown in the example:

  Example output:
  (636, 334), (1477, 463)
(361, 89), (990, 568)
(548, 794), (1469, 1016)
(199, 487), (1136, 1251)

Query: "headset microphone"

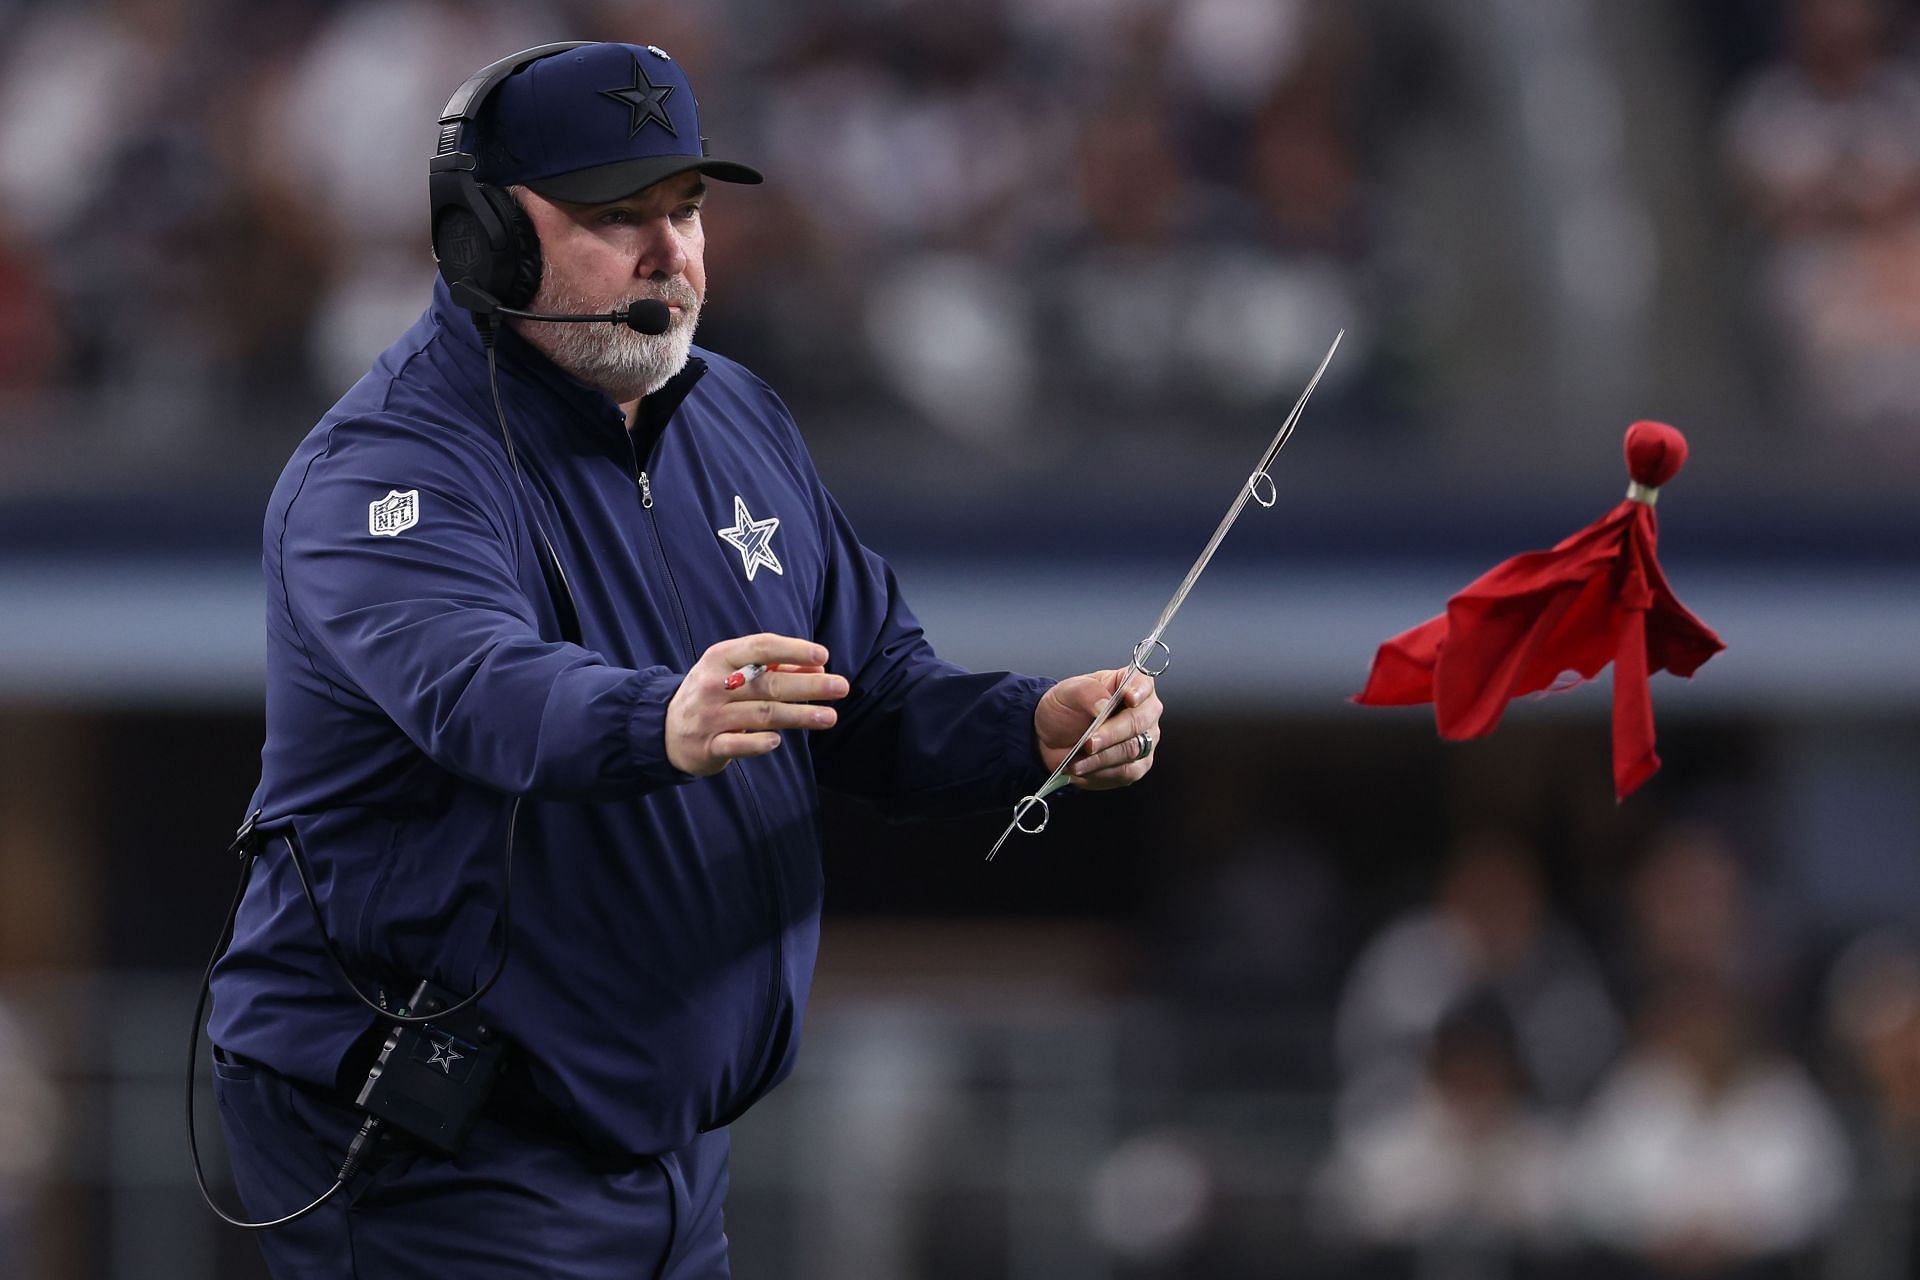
(518, 298), (672, 335)
(448, 282), (672, 335)
(499, 296), (673, 336)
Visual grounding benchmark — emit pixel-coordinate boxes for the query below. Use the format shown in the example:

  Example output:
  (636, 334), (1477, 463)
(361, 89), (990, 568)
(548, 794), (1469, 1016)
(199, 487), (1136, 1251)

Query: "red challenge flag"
(1353, 421), (1725, 801)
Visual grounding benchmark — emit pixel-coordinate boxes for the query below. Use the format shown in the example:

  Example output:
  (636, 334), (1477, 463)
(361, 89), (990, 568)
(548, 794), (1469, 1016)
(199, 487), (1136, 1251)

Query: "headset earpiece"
(483, 185), (543, 309)
(430, 168), (543, 311)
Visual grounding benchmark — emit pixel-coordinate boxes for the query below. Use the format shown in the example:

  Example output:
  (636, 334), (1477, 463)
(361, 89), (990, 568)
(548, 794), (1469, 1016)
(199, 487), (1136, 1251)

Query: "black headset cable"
(190, 793), (523, 1227)
(187, 836), (382, 1229)
(189, 318), (563, 1228)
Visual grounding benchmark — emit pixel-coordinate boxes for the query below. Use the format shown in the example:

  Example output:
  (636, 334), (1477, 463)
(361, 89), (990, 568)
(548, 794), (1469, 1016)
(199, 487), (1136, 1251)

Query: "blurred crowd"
(1307, 822), (1920, 1280)
(1719, 0), (1920, 452)
(0, 0), (1395, 467)
(4, 0), (1920, 480)
(15, 794), (1920, 1276)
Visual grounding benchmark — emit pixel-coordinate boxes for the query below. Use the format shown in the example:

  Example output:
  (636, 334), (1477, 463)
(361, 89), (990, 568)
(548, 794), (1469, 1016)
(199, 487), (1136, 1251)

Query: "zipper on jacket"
(624, 436), (695, 665)
(624, 429), (790, 1124)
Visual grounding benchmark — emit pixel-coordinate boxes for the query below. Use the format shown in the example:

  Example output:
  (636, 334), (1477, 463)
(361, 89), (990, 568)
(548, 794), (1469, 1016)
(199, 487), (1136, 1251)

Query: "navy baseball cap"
(478, 43), (762, 202)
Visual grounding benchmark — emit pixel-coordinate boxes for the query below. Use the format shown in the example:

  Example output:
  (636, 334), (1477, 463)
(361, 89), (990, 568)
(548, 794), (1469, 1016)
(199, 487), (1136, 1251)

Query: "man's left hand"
(1034, 669), (1163, 790)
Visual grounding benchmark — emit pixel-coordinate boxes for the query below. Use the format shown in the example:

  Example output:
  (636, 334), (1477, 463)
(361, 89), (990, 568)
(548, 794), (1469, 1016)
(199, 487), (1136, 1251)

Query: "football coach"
(203, 40), (1163, 1278)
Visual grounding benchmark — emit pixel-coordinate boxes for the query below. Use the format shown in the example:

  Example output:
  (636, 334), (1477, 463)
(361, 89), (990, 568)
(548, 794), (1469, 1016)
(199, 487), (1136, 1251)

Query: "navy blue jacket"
(210, 280), (1052, 1157)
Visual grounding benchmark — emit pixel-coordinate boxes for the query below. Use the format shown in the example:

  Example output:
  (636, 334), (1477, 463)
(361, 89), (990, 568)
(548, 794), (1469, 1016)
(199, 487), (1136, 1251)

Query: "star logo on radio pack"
(423, 1038), (465, 1075)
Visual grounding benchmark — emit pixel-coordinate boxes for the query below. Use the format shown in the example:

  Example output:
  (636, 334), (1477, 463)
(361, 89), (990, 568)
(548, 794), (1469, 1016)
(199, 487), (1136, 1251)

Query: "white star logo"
(716, 495), (783, 581)
(424, 1039), (464, 1075)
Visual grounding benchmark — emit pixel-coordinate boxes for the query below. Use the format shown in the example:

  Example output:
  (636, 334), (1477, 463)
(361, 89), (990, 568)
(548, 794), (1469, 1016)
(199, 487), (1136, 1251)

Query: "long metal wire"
(986, 330), (1343, 860)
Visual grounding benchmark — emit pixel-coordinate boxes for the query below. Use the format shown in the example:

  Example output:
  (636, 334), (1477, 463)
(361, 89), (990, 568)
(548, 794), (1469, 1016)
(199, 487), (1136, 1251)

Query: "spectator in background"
(1334, 831), (1623, 1119)
(0, 1000), (58, 1277)
(1037, 0), (1369, 434)
(246, 0), (558, 390)
(0, 225), (67, 421)
(0, 0), (187, 243)
(1215, 5), (1373, 398)
(765, 1), (1051, 443)
(1314, 994), (1570, 1278)
(1723, 0), (1920, 451)
(1821, 931), (1920, 1278)
(1565, 972), (1852, 1278)
(1048, 78), (1206, 415)
(0, 0), (208, 439)
(1614, 823), (1786, 1014)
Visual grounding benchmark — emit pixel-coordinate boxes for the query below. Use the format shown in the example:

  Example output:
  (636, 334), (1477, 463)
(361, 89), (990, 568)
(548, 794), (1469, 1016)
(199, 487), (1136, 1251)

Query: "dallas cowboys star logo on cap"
(600, 55), (677, 139)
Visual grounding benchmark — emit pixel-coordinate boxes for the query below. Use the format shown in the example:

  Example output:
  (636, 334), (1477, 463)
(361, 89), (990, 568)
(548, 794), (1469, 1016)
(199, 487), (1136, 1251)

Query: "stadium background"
(3, 0), (1919, 1276)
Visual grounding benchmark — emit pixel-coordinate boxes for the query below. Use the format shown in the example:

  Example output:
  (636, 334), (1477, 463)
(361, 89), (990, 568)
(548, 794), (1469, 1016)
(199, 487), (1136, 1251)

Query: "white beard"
(517, 270), (701, 403)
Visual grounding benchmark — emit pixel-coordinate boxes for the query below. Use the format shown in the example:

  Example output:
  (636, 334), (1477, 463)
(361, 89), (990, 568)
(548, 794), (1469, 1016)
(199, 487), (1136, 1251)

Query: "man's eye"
(673, 204), (703, 222)
(600, 209), (632, 226)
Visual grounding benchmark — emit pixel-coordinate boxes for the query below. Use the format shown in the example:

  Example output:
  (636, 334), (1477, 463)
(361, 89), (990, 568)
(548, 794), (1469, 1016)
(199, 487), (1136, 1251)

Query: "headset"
(428, 41), (671, 335)
(429, 41), (586, 317)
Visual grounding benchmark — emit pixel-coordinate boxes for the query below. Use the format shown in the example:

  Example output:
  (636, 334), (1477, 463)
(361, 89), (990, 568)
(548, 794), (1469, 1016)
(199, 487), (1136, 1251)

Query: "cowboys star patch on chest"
(716, 495), (783, 580)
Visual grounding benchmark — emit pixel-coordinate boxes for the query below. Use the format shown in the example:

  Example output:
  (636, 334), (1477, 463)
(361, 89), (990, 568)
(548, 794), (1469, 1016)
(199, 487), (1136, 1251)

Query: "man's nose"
(635, 218), (688, 280)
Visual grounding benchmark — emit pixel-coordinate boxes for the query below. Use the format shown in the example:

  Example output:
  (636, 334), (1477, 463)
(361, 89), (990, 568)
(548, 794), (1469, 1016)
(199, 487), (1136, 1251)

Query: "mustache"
(625, 280), (700, 312)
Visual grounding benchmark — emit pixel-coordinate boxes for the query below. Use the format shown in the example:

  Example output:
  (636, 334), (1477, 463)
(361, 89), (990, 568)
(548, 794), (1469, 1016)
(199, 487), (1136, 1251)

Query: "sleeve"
(804, 484), (1055, 821)
(273, 417), (691, 800)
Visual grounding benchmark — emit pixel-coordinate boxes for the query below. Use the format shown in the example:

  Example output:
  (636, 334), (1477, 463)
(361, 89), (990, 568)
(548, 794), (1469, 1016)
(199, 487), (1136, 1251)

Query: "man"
(206, 41), (1162, 1278)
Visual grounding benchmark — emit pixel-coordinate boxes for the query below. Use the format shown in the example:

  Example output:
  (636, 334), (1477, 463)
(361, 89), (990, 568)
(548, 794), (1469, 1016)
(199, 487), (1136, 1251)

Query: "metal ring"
(1132, 637), (1172, 677)
(1013, 795), (1050, 835)
(1247, 472), (1277, 508)
(1134, 731), (1153, 761)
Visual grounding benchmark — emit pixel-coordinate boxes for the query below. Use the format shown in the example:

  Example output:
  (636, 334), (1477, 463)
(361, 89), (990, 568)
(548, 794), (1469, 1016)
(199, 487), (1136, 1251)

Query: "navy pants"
(212, 1055), (731, 1278)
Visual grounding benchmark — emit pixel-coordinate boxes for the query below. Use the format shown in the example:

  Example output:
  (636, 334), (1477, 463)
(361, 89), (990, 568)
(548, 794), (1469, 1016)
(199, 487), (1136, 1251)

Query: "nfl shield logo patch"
(369, 489), (420, 537)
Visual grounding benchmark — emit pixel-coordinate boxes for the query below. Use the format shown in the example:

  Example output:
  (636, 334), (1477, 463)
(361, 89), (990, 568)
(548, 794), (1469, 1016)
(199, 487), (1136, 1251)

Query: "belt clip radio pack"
(355, 979), (505, 1154)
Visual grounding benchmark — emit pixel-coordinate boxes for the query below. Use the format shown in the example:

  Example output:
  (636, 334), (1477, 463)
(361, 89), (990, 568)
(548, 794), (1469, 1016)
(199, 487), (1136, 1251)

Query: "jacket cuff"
(625, 667), (699, 789)
(1004, 675), (1058, 791)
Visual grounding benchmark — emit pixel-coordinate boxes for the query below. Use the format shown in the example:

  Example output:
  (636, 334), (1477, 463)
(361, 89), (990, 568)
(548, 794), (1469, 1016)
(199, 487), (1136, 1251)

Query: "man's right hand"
(665, 634), (848, 776)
